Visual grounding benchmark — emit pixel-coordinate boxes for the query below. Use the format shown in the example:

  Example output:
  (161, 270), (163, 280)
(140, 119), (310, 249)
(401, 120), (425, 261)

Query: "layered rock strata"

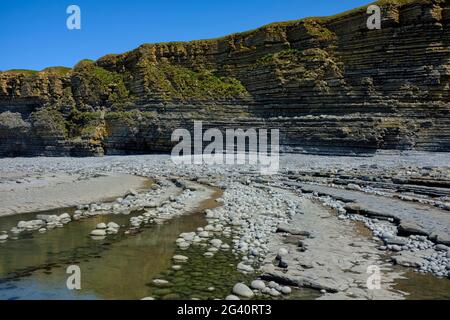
(1, 0), (450, 156)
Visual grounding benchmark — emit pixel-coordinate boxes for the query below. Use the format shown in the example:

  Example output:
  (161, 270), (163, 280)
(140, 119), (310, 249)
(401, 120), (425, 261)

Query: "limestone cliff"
(1, 0), (450, 156)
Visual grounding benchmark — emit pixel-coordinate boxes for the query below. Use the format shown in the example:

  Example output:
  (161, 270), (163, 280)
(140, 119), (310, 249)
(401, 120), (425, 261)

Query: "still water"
(0, 191), (318, 300)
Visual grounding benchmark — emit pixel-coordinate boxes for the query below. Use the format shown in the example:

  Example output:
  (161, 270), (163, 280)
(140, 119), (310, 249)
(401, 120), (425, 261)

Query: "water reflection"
(0, 207), (207, 300)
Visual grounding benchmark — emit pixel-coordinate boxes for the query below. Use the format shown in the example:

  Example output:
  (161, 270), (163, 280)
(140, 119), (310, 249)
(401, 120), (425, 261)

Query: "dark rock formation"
(1, 0), (450, 157)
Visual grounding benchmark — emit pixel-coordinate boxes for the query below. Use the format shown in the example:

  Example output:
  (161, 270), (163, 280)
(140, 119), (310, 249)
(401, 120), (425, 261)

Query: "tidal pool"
(394, 270), (450, 300)
(0, 188), (318, 300)
(0, 207), (210, 300)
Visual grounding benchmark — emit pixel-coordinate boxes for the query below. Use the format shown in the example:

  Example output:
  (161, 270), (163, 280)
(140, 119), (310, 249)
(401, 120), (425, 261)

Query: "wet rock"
(225, 295), (240, 301)
(90, 229), (107, 236)
(0, 234), (8, 241)
(232, 283), (254, 298)
(281, 286), (292, 294)
(277, 248), (288, 259)
(173, 255), (189, 263)
(269, 288), (281, 297)
(153, 279), (170, 286)
(384, 237), (408, 246)
(276, 225), (310, 237)
(237, 262), (254, 273)
(210, 239), (222, 248)
(59, 213), (71, 224)
(106, 227), (119, 235)
(435, 244), (449, 252)
(250, 280), (266, 290)
(398, 221), (428, 237)
(107, 222), (120, 229)
(199, 231), (210, 238)
(96, 223), (107, 230)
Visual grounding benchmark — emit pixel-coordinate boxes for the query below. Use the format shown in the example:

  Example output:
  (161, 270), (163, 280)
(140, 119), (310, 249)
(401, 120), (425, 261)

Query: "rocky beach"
(0, 152), (449, 300)
(1, 0), (450, 301)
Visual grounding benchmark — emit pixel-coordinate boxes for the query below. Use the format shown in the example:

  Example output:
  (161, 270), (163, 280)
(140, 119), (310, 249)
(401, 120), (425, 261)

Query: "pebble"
(107, 222), (120, 229)
(237, 262), (254, 273)
(435, 244), (449, 252)
(152, 279), (169, 286)
(269, 288), (281, 297)
(232, 283), (254, 298)
(173, 255), (189, 263)
(250, 280), (266, 290)
(90, 229), (107, 236)
(96, 223), (107, 230)
(281, 286), (292, 294)
(225, 295), (240, 301)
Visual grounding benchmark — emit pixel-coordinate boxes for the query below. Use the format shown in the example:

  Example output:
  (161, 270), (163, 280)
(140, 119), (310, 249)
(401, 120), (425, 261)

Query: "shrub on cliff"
(71, 60), (130, 107)
(31, 107), (68, 137)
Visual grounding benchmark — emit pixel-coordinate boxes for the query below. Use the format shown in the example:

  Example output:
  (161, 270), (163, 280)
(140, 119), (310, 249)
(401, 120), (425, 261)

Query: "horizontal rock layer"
(1, 0), (450, 156)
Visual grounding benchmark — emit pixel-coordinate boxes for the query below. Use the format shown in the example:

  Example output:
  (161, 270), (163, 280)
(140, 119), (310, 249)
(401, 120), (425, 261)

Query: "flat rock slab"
(0, 173), (150, 216)
(299, 184), (450, 245)
(262, 188), (405, 300)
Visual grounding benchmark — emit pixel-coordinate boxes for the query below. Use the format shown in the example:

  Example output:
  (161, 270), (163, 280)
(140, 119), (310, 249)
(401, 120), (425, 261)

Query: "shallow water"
(0, 188), (318, 300)
(0, 207), (210, 300)
(394, 270), (450, 300)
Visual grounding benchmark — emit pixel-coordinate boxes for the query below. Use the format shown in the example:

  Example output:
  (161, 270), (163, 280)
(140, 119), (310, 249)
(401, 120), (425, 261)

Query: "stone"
(59, 213), (71, 220)
(435, 244), (449, 252)
(199, 231), (210, 238)
(152, 279), (169, 286)
(250, 280), (266, 290)
(106, 227), (119, 235)
(237, 262), (254, 273)
(281, 286), (292, 294)
(232, 283), (254, 298)
(276, 225), (310, 237)
(173, 255), (188, 263)
(90, 229), (107, 236)
(382, 232), (394, 240)
(398, 221), (428, 237)
(96, 223), (107, 230)
(277, 248), (288, 258)
(0, 234), (8, 241)
(210, 239), (222, 248)
(278, 260), (288, 269)
(107, 222), (120, 229)
(225, 295), (240, 301)
(269, 288), (281, 297)
(384, 237), (408, 246)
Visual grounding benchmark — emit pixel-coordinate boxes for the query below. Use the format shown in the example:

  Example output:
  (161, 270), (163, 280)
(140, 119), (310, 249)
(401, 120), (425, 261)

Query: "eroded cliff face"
(1, 0), (450, 157)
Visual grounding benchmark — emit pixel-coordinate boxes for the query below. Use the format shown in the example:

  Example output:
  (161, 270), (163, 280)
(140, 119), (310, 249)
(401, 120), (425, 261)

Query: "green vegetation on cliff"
(72, 60), (130, 106)
(31, 107), (68, 137)
(142, 62), (249, 101)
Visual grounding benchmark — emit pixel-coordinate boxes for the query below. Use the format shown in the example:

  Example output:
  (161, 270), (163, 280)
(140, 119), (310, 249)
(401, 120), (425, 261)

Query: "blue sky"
(0, 0), (372, 71)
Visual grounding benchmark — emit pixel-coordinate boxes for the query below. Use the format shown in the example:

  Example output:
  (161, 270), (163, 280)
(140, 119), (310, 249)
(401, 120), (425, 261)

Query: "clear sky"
(0, 0), (372, 71)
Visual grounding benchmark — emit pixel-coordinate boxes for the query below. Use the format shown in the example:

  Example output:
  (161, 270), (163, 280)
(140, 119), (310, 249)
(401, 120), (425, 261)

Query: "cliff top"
(0, 0), (435, 75)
